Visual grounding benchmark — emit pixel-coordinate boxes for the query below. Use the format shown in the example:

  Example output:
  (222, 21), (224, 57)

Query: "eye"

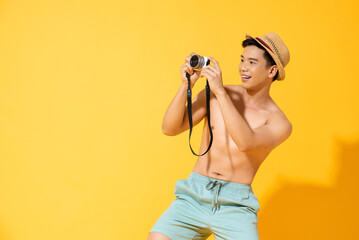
(250, 61), (255, 64)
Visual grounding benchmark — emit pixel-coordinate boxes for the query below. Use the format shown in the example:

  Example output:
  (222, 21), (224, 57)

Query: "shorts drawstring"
(206, 180), (222, 213)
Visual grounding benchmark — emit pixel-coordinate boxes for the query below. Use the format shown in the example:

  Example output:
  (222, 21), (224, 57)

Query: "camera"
(189, 54), (210, 71)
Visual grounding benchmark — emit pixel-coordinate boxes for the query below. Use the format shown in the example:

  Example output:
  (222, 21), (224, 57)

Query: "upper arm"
(176, 88), (207, 135)
(243, 113), (293, 152)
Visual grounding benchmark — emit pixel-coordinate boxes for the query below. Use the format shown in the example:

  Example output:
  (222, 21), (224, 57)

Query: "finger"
(200, 69), (215, 78)
(186, 63), (194, 74)
(180, 65), (189, 75)
(206, 69), (216, 77)
(182, 68), (192, 79)
(207, 56), (220, 71)
(203, 65), (219, 74)
(181, 62), (191, 70)
(199, 71), (207, 78)
(183, 63), (193, 74)
(202, 67), (217, 76)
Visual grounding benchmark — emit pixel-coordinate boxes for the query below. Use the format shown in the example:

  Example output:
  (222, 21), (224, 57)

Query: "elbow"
(161, 124), (176, 136)
(237, 143), (249, 152)
(236, 131), (256, 152)
(234, 138), (248, 152)
(161, 126), (171, 136)
(239, 141), (271, 153)
(235, 137), (254, 152)
(162, 128), (175, 136)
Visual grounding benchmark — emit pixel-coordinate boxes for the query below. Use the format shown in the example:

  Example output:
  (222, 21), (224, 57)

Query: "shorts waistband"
(188, 171), (253, 193)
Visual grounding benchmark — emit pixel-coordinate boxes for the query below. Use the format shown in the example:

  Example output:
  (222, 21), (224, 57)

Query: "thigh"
(212, 207), (259, 240)
(149, 180), (212, 240)
(211, 192), (260, 240)
(147, 231), (172, 240)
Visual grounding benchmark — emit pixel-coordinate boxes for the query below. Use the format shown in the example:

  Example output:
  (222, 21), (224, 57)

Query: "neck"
(242, 81), (272, 109)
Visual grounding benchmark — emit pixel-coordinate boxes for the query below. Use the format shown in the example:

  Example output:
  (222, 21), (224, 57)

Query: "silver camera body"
(189, 55), (210, 71)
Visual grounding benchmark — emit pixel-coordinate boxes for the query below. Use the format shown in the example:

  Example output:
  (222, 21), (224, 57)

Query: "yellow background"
(0, 0), (358, 239)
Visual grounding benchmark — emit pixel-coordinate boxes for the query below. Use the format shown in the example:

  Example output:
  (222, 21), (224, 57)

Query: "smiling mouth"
(241, 76), (251, 82)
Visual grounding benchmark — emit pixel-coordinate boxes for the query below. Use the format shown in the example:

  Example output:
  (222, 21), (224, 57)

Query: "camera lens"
(190, 55), (199, 68)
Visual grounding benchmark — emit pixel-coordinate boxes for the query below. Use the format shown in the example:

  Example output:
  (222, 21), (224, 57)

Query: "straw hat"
(245, 32), (290, 80)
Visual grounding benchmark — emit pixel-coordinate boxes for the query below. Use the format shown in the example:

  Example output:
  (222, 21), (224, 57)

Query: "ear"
(268, 65), (278, 78)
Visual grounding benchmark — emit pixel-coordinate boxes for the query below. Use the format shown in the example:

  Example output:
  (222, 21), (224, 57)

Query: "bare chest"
(209, 90), (270, 133)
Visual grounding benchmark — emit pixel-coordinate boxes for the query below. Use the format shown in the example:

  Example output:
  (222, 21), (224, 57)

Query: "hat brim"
(245, 34), (285, 80)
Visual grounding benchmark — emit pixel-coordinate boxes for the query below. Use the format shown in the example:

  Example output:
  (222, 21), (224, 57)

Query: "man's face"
(238, 45), (275, 86)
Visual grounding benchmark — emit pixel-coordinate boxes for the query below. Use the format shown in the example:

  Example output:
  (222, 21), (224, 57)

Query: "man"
(148, 32), (292, 240)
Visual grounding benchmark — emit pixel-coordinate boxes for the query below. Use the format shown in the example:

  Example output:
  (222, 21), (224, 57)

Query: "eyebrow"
(241, 55), (259, 61)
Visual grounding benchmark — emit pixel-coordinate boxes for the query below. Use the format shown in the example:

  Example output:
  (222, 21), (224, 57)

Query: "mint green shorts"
(150, 171), (260, 240)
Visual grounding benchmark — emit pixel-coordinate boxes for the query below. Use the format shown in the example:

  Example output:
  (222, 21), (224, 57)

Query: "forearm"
(162, 82), (189, 134)
(215, 91), (254, 151)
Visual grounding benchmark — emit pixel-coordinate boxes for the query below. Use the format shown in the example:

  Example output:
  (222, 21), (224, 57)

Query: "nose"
(240, 62), (248, 73)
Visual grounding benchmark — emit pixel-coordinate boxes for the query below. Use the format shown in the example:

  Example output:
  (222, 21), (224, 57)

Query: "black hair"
(242, 38), (279, 81)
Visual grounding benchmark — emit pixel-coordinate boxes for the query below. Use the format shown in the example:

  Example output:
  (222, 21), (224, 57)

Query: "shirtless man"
(148, 32), (292, 240)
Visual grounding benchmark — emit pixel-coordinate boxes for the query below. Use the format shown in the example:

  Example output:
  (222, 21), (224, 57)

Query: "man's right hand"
(180, 52), (201, 88)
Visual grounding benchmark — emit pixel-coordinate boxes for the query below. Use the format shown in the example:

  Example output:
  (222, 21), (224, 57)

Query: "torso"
(192, 84), (287, 184)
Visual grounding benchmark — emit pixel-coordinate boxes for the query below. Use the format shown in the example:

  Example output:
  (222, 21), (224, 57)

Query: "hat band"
(256, 36), (284, 67)
(255, 37), (274, 53)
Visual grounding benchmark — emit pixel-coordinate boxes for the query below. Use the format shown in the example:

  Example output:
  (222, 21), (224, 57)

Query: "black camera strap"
(186, 72), (213, 156)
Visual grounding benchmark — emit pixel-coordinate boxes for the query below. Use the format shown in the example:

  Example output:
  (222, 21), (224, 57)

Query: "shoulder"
(262, 94), (292, 137)
(268, 109), (293, 138)
(225, 84), (292, 132)
(223, 84), (243, 95)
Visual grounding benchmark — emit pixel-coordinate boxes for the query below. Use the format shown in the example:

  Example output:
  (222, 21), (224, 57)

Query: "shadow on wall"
(259, 137), (359, 239)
